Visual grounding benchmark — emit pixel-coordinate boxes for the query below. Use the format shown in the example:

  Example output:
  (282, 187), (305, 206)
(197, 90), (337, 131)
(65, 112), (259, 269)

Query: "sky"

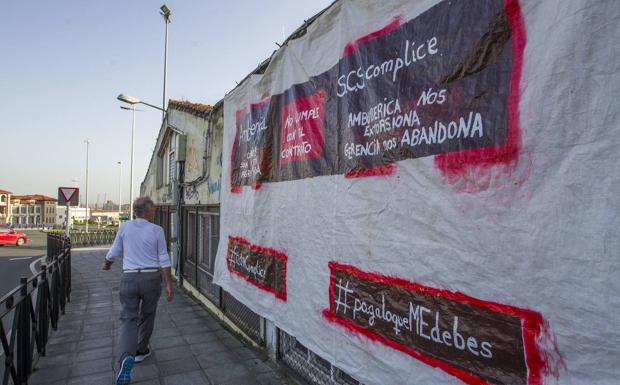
(0, 0), (333, 205)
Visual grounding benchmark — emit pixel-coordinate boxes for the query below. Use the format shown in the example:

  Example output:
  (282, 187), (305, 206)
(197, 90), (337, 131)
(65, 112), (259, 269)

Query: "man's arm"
(161, 267), (174, 301)
(102, 226), (123, 270)
(157, 227), (174, 301)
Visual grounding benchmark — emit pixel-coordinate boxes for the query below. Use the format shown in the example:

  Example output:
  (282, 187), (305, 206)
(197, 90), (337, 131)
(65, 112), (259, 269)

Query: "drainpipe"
(175, 161), (185, 286)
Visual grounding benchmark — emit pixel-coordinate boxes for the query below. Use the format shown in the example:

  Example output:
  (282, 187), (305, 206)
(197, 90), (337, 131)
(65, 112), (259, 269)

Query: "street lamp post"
(84, 139), (90, 232)
(117, 161), (122, 222)
(117, 94), (167, 220)
(130, 104), (136, 220)
(160, 4), (171, 122)
(120, 104), (137, 220)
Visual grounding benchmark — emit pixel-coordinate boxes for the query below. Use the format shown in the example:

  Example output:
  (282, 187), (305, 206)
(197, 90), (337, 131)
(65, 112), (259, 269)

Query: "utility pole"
(160, 4), (172, 122)
(129, 105), (136, 220)
(84, 139), (90, 232)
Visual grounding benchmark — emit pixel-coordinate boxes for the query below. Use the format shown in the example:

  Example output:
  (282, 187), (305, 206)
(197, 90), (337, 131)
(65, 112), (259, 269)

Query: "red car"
(0, 226), (27, 246)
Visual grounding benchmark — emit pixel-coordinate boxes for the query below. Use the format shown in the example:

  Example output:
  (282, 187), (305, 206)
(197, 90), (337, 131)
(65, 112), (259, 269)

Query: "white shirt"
(105, 218), (171, 270)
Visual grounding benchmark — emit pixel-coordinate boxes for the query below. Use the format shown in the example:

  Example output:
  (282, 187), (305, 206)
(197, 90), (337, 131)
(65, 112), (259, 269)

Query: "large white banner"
(214, 0), (620, 384)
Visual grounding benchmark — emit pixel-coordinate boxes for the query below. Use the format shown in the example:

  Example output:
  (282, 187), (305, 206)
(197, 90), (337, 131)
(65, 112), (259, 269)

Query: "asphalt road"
(0, 230), (47, 299)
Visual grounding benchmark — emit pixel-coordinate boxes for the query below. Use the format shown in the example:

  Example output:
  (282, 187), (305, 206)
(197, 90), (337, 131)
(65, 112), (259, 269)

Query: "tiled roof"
(168, 99), (213, 119)
(12, 194), (57, 202)
(0, 189), (12, 194)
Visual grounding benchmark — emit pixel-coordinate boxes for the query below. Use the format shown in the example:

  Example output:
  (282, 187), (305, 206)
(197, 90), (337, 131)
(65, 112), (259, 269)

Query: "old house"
(0, 189), (12, 224)
(138, 0), (619, 384)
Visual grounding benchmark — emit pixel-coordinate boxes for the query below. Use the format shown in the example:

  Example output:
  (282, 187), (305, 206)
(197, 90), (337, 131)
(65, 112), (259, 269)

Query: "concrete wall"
(177, 104), (223, 206)
(141, 103), (223, 207)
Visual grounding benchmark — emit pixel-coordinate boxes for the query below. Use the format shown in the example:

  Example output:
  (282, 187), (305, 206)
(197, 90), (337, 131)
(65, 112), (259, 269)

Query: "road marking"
(30, 256), (47, 275)
(9, 257), (31, 261)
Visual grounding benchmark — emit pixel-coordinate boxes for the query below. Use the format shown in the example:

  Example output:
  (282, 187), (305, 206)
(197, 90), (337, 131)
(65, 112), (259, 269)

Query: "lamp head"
(160, 4), (171, 21)
(117, 93), (141, 104)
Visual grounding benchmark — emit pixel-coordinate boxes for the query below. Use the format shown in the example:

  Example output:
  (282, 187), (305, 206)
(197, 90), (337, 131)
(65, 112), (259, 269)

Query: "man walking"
(102, 197), (174, 385)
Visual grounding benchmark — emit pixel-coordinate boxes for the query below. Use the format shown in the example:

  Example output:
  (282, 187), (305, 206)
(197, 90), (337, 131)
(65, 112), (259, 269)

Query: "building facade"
(139, 0), (618, 383)
(11, 195), (57, 226)
(141, 99), (351, 383)
(91, 209), (120, 225)
(0, 189), (12, 224)
(56, 206), (91, 227)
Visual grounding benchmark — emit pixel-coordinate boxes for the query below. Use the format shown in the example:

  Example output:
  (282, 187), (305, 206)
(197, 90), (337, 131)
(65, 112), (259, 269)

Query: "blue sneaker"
(115, 355), (135, 385)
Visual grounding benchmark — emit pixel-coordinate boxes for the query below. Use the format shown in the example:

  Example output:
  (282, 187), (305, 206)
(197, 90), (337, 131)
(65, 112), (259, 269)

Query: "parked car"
(0, 226), (28, 246)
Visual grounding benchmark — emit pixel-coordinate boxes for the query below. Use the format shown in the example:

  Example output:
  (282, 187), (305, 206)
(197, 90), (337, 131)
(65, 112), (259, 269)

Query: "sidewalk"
(29, 248), (290, 385)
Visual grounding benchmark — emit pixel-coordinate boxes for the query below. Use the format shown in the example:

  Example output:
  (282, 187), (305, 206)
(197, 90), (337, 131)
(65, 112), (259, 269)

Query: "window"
(157, 154), (164, 187)
(168, 151), (176, 184)
(157, 132), (176, 187)
(185, 211), (197, 262)
(165, 133), (176, 185)
(0, 195), (5, 203)
(198, 210), (220, 275)
(170, 211), (175, 240)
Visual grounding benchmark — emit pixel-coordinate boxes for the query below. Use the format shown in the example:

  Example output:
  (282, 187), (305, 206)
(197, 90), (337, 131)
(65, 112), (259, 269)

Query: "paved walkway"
(29, 248), (291, 385)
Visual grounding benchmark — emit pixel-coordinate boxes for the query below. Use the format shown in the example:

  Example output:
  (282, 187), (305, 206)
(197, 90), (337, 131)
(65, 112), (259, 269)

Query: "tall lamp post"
(160, 4), (171, 122)
(117, 161), (122, 222)
(118, 100), (136, 220)
(117, 94), (165, 220)
(84, 139), (90, 232)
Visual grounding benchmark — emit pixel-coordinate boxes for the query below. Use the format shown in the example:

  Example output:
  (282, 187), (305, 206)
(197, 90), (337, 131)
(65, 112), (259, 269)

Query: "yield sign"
(58, 187), (79, 206)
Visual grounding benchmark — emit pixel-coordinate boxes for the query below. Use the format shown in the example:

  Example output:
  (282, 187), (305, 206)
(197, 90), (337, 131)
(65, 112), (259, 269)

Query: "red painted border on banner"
(344, 164), (396, 179)
(323, 261), (545, 385)
(230, 97), (272, 193)
(343, 16), (402, 57)
(434, 0), (527, 190)
(340, 0), (526, 186)
(226, 236), (288, 301)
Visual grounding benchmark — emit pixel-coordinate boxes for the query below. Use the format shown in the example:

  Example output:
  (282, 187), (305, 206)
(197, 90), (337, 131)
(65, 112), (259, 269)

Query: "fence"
(161, 205), (363, 384)
(47, 229), (117, 248)
(156, 205), (265, 346)
(69, 230), (116, 247)
(278, 330), (365, 385)
(0, 233), (71, 385)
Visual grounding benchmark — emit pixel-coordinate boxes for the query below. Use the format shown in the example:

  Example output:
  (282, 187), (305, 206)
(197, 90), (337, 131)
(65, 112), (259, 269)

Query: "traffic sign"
(58, 187), (79, 206)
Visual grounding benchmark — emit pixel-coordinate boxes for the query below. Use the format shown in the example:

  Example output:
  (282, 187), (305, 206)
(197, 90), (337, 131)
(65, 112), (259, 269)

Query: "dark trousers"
(117, 271), (162, 362)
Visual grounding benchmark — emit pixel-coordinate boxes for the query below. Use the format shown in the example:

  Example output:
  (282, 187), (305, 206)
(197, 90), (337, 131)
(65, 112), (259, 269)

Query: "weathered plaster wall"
(183, 104), (223, 206)
(141, 103), (223, 207)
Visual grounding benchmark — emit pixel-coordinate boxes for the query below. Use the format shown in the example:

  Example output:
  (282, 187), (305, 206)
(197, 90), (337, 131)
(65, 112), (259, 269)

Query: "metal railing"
(221, 290), (263, 344)
(70, 229), (116, 247)
(167, 206), (265, 346)
(47, 229), (117, 248)
(0, 233), (71, 385)
(279, 330), (365, 385)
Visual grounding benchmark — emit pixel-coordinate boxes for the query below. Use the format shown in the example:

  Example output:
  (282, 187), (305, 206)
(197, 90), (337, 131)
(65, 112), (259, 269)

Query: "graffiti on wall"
(230, 0), (522, 192)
